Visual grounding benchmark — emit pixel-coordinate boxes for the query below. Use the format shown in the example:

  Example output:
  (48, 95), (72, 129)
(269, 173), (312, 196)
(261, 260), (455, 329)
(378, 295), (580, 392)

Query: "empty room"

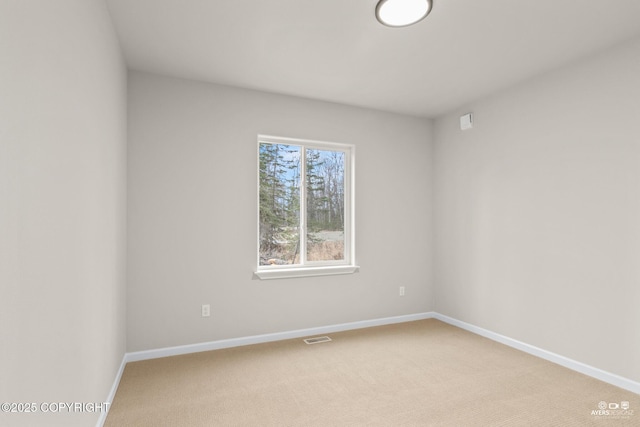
(2, 0), (639, 426)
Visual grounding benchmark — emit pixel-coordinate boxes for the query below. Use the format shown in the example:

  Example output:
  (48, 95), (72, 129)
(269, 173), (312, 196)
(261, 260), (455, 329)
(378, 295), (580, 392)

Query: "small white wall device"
(460, 112), (473, 130)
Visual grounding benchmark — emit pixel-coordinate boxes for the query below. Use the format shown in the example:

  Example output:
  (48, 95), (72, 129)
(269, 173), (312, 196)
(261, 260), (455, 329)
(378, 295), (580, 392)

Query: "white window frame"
(255, 135), (358, 280)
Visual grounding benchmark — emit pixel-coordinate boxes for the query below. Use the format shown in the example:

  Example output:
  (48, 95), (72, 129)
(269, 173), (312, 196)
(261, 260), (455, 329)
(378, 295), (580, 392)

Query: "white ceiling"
(106, 0), (640, 118)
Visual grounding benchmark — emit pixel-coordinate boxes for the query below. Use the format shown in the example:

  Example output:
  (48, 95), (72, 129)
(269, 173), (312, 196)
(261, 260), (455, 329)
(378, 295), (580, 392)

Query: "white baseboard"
(125, 312), (435, 363)
(96, 353), (127, 427)
(432, 313), (640, 395)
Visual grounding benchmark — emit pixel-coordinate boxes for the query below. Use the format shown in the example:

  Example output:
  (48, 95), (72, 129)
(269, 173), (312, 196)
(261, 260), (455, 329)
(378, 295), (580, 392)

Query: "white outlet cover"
(201, 304), (210, 317)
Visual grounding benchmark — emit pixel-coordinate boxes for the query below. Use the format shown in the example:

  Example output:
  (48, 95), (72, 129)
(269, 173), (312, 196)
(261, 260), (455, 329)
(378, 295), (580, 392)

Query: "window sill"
(254, 265), (359, 280)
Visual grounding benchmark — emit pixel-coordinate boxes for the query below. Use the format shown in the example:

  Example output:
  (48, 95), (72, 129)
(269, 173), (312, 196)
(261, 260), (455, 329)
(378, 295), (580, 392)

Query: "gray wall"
(0, 1), (127, 426)
(434, 37), (640, 382)
(127, 72), (434, 352)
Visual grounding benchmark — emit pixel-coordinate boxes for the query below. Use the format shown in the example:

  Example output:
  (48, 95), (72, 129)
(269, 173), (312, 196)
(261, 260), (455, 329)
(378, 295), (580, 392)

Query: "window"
(256, 135), (357, 279)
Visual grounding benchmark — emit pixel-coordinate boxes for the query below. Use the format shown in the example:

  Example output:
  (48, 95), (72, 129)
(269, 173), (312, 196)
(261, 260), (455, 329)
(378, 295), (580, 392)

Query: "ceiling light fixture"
(375, 0), (433, 27)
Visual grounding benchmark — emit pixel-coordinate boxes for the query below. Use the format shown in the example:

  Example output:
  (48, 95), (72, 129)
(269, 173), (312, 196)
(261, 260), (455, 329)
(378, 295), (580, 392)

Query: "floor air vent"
(303, 336), (332, 345)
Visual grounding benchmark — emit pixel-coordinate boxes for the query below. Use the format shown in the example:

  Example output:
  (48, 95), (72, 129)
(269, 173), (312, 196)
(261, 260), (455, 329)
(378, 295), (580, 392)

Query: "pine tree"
(259, 143), (300, 263)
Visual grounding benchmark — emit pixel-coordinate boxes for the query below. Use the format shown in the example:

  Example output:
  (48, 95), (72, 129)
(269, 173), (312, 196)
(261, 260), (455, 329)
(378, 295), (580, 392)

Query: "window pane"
(259, 143), (301, 265)
(306, 149), (345, 262)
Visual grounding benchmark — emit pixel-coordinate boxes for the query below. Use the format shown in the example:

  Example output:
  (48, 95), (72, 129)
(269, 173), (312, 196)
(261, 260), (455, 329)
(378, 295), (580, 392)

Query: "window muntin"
(257, 135), (354, 275)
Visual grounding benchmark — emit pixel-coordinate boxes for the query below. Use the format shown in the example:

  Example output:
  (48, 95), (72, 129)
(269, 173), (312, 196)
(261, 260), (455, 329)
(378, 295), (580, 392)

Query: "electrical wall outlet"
(201, 304), (211, 317)
(399, 286), (405, 296)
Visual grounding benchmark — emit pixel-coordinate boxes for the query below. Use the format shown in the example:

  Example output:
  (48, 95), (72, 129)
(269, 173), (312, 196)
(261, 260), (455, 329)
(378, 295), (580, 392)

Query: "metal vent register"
(303, 336), (332, 345)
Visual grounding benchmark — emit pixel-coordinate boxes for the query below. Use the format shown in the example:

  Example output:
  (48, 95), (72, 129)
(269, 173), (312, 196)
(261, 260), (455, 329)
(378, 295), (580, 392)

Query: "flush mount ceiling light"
(375, 0), (433, 27)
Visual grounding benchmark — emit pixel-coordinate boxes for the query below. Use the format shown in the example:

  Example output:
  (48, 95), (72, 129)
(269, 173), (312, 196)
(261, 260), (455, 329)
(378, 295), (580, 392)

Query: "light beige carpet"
(105, 319), (638, 426)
